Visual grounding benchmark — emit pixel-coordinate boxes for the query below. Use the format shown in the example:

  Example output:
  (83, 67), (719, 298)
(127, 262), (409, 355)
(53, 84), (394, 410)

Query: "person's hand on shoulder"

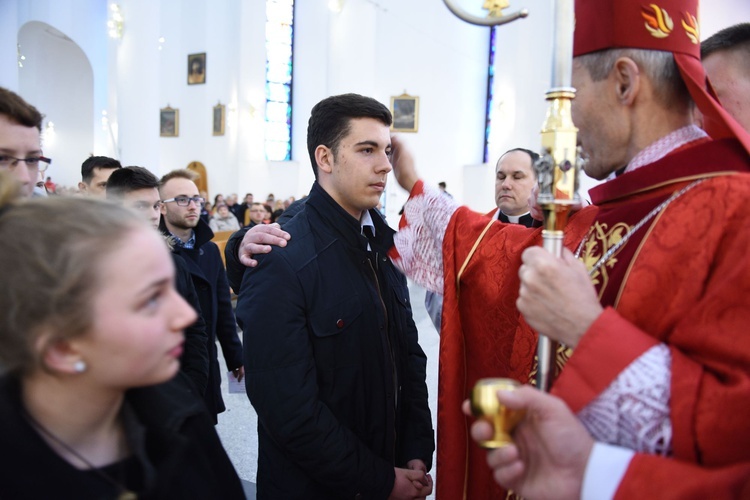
(239, 223), (290, 267)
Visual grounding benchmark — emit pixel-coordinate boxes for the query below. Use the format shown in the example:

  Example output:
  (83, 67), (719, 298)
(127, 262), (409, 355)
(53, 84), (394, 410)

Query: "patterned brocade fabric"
(395, 178), (677, 456)
(578, 344), (673, 455)
(392, 184), (459, 294)
(391, 137), (750, 497)
(572, 129), (711, 454)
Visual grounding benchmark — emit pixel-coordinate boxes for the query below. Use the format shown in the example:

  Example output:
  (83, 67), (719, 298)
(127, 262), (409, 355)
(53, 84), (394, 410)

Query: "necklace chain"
(22, 408), (137, 500)
(575, 179), (705, 276)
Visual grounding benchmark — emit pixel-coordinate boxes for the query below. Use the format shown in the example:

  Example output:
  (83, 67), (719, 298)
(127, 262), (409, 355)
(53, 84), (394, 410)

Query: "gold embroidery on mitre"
(681, 12), (700, 44)
(642, 4), (674, 39)
(579, 221), (631, 299)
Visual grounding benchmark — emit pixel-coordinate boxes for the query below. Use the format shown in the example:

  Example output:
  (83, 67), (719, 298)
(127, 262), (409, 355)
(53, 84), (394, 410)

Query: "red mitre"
(573, 0), (750, 154)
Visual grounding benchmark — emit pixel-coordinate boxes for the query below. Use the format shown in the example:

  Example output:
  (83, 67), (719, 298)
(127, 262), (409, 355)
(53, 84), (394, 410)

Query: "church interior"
(2, 2), (749, 497)
(1, 0), (747, 222)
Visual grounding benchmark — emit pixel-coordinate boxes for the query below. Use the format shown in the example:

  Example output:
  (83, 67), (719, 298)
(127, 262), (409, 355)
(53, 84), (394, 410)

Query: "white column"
(115, 0), (161, 170)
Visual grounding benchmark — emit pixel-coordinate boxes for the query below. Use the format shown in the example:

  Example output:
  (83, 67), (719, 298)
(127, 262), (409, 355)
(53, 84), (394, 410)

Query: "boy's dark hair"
(0, 87), (43, 131)
(701, 23), (750, 59)
(306, 93), (392, 178)
(81, 156), (122, 183)
(106, 166), (159, 199)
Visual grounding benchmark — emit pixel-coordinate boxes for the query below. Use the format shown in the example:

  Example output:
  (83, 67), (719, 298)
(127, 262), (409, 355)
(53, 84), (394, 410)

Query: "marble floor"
(215, 280), (440, 499)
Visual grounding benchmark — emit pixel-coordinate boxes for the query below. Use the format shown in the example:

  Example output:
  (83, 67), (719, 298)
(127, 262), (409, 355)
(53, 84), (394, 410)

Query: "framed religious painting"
(213, 103), (225, 136)
(160, 106), (179, 137)
(390, 93), (419, 133)
(188, 52), (206, 85)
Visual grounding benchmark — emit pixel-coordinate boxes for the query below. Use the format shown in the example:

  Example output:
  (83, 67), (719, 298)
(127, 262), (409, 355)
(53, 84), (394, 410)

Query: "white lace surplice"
(392, 183), (459, 294)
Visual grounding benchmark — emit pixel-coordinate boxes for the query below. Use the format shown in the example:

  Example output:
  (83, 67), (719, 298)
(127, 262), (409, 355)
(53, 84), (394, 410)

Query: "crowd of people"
(203, 192), (297, 231)
(1, 4), (749, 499)
(33, 169), (297, 231)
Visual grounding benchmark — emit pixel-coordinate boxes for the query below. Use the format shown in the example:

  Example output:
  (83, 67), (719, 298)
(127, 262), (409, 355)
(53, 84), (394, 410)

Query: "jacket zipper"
(366, 258), (399, 459)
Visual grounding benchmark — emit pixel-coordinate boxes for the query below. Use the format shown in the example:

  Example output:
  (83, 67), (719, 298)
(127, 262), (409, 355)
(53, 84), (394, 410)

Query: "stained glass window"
(265, 0), (294, 161)
(484, 26), (497, 163)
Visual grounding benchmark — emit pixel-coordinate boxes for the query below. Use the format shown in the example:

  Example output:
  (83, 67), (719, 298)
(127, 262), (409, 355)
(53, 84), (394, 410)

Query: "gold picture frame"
(160, 106), (179, 137)
(188, 52), (206, 85)
(213, 103), (225, 136)
(390, 93), (419, 133)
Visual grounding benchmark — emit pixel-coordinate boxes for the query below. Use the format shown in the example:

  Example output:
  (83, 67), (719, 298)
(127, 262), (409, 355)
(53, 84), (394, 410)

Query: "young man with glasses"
(159, 169), (244, 424)
(0, 87), (51, 198)
(106, 166), (209, 397)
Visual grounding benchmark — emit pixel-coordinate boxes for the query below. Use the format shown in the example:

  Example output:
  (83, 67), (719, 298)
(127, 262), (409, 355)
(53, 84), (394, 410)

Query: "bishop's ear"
(612, 57), (640, 105)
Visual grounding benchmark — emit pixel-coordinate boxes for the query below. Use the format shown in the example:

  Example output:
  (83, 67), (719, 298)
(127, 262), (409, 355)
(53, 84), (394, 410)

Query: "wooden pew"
(211, 230), (235, 267)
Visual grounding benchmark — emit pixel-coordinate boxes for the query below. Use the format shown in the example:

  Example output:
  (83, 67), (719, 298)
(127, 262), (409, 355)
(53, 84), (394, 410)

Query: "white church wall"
(0, 0), (746, 208)
(362, 0), (491, 221)
(17, 22), (94, 189)
(701, 0), (750, 40)
(115, 1), (162, 176)
(0, 1), (20, 91)
(3, 0), (108, 188)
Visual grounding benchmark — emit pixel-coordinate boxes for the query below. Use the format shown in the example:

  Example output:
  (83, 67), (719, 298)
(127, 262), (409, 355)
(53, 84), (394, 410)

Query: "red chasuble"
(435, 138), (750, 499)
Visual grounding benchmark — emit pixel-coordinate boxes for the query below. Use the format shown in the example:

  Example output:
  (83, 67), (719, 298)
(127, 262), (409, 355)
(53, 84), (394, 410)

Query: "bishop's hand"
(516, 246), (602, 348)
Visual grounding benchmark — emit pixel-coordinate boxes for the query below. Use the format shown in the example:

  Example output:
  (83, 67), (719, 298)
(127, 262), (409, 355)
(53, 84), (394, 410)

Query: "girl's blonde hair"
(0, 173), (148, 375)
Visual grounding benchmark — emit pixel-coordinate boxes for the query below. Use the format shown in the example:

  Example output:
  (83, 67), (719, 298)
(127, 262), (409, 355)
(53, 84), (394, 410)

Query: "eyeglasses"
(0, 155), (52, 174)
(161, 196), (205, 207)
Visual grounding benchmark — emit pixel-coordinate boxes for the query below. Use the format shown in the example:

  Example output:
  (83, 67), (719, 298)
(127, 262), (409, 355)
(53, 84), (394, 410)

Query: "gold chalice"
(470, 378), (526, 448)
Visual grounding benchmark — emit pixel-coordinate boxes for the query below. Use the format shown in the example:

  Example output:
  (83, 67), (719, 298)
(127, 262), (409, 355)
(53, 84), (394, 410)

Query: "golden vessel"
(470, 378), (526, 448)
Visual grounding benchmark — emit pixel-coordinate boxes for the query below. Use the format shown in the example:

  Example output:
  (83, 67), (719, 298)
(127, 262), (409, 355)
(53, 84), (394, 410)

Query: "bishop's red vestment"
(391, 136), (750, 499)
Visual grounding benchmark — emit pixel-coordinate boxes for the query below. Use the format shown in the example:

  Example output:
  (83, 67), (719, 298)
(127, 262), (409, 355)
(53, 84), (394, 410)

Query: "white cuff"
(577, 344), (672, 455)
(581, 442), (634, 500)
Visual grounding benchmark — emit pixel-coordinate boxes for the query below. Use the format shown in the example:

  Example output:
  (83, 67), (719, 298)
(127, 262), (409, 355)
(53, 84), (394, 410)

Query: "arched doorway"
(187, 161), (208, 197)
(18, 21), (94, 188)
